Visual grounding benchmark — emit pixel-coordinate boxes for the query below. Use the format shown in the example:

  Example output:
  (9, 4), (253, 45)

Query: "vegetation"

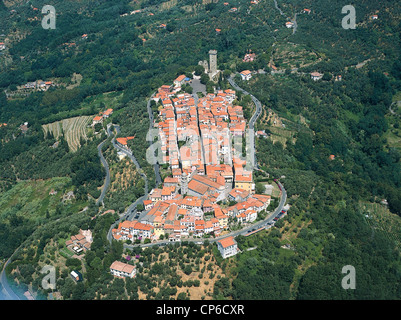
(1, 0), (401, 301)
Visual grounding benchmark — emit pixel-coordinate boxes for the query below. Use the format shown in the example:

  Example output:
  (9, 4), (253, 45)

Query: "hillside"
(0, 0), (401, 301)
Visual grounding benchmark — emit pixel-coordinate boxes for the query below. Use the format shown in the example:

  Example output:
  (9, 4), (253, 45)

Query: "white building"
(174, 75), (186, 87)
(310, 72), (323, 81)
(217, 236), (239, 259)
(110, 261), (136, 278)
(286, 21), (294, 28)
(239, 70), (252, 81)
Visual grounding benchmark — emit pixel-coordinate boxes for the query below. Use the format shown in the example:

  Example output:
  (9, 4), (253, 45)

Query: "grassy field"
(42, 115), (92, 152)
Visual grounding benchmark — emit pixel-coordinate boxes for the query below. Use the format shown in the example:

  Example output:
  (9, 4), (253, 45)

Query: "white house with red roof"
(92, 115), (103, 126)
(310, 72), (323, 81)
(174, 74), (186, 87)
(217, 236), (239, 259)
(103, 108), (113, 118)
(110, 261), (136, 278)
(240, 70), (252, 81)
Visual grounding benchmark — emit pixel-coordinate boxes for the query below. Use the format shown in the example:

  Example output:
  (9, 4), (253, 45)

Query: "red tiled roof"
(175, 74), (186, 82)
(218, 236), (236, 248)
(103, 108), (113, 115)
(110, 261), (135, 274)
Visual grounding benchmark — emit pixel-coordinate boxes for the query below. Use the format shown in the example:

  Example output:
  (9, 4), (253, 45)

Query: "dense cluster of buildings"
(111, 78), (271, 244)
(112, 190), (270, 243)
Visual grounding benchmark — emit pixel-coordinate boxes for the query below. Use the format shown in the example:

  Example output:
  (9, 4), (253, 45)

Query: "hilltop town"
(111, 72), (272, 245)
(1, 0), (401, 303)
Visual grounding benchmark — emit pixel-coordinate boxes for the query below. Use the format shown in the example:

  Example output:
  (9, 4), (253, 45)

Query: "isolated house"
(110, 261), (136, 278)
(239, 70), (252, 81)
(116, 136), (135, 151)
(92, 115), (103, 126)
(217, 236), (239, 259)
(70, 270), (83, 282)
(103, 108), (113, 118)
(286, 21), (294, 28)
(310, 72), (323, 81)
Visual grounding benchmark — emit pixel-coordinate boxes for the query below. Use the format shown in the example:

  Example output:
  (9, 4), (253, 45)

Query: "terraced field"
(361, 201), (401, 252)
(42, 115), (92, 152)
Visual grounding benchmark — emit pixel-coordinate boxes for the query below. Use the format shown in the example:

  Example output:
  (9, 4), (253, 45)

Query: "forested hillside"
(0, 0), (401, 300)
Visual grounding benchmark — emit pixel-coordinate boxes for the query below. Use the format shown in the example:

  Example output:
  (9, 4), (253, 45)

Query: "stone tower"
(180, 172), (188, 195)
(209, 50), (217, 75)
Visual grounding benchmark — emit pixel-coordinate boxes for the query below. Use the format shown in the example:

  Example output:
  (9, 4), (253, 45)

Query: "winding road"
(96, 128), (113, 206)
(273, 0), (299, 35)
(106, 93), (164, 244)
(105, 122), (154, 243)
(0, 257), (21, 300)
(273, 0), (284, 16)
(228, 75), (262, 170)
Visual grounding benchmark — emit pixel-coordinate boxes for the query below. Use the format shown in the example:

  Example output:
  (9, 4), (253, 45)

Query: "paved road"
(273, 0), (284, 16)
(106, 124), (151, 243)
(107, 92), (164, 244)
(0, 257), (21, 300)
(292, 13), (298, 34)
(147, 93), (162, 187)
(109, 124), (149, 201)
(228, 75), (262, 169)
(96, 125), (113, 206)
(193, 92), (207, 167)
